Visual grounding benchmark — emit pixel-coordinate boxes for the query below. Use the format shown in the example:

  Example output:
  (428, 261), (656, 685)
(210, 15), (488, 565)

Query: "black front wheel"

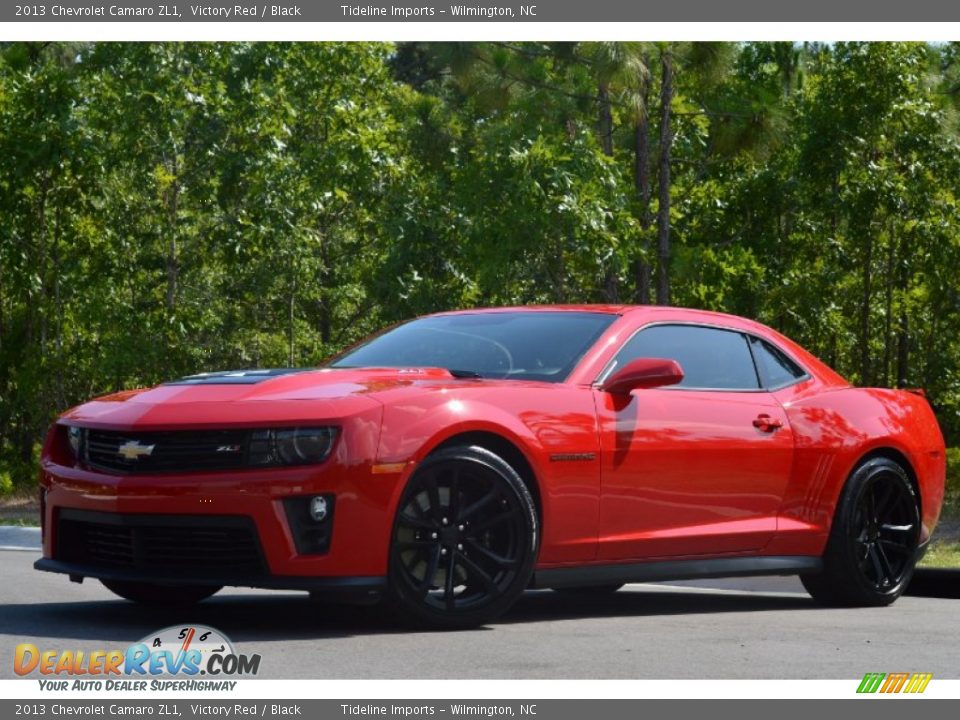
(388, 445), (539, 629)
(101, 580), (221, 606)
(801, 457), (920, 606)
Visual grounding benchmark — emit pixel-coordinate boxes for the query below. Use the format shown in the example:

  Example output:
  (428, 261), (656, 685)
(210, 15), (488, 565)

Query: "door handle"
(752, 414), (783, 432)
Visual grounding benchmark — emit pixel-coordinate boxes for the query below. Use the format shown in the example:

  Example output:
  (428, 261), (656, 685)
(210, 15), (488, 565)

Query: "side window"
(749, 337), (807, 389)
(609, 325), (760, 390)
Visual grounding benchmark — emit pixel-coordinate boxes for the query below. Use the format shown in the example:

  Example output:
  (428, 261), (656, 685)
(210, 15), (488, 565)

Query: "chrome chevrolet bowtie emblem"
(117, 441), (155, 461)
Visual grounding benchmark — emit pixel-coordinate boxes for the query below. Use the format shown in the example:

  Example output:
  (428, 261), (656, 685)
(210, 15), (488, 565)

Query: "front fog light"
(309, 495), (329, 522)
(283, 494), (335, 555)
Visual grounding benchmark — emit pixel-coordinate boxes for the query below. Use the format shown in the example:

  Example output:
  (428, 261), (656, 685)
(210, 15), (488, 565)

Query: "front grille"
(85, 428), (249, 474)
(57, 509), (266, 577)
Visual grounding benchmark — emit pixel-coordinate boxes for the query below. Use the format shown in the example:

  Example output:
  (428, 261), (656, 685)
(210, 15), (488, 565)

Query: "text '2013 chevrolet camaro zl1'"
(36, 306), (945, 628)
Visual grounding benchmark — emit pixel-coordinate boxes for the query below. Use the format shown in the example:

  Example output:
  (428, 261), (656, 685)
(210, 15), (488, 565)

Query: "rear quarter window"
(749, 337), (808, 389)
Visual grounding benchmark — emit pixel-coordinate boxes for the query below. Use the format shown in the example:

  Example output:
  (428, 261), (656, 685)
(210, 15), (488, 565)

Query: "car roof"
(429, 304), (761, 326)
(429, 304), (631, 316)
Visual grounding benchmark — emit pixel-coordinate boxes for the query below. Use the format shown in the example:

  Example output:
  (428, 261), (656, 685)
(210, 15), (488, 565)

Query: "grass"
(0, 516), (38, 527)
(0, 487), (40, 527)
(920, 540), (960, 568)
(923, 477), (960, 567)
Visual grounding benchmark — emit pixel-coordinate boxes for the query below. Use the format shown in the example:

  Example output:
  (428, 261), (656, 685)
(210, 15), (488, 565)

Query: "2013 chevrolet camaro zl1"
(36, 306), (945, 628)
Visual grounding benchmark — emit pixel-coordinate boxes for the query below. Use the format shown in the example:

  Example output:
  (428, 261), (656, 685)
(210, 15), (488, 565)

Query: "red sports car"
(37, 306), (945, 628)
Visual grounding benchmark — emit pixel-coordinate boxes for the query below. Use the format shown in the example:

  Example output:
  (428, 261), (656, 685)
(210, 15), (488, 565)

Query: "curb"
(0, 526), (41, 552)
(907, 568), (960, 599)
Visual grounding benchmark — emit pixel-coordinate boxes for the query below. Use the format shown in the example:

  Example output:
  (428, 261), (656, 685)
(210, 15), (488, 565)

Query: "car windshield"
(330, 311), (616, 382)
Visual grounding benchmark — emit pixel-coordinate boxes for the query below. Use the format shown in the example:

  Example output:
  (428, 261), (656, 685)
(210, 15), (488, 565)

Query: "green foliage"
(943, 447), (960, 518)
(2, 41), (960, 491)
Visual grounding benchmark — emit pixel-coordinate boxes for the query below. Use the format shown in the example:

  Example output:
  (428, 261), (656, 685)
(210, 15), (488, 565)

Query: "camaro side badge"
(117, 441), (155, 460)
(549, 452), (596, 462)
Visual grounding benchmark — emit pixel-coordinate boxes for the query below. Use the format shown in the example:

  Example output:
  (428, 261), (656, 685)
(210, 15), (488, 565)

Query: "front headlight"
(249, 427), (338, 466)
(67, 426), (82, 459)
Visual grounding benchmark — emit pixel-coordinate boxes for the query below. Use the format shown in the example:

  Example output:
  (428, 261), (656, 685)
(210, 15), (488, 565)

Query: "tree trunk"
(318, 227), (332, 346)
(882, 225), (895, 387)
(598, 82), (618, 301)
(598, 82), (614, 157)
(165, 153), (180, 313)
(896, 312), (909, 388)
(830, 174), (839, 239)
(634, 58), (653, 305)
(53, 202), (66, 410)
(166, 236), (178, 312)
(860, 230), (873, 386)
(656, 50), (674, 306)
(288, 270), (297, 367)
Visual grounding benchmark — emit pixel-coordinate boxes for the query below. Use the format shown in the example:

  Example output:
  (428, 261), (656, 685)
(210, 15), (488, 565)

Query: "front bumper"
(38, 451), (410, 589)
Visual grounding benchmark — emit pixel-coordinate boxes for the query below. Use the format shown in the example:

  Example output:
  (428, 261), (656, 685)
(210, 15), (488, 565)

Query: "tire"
(387, 445), (539, 630)
(101, 580), (221, 606)
(801, 457), (920, 607)
(553, 584), (624, 595)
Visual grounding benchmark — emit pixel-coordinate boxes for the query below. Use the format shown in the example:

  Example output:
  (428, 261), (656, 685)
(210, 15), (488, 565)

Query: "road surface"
(1, 547), (957, 679)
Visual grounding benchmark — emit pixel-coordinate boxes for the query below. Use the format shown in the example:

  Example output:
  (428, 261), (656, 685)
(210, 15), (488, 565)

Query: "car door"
(593, 323), (795, 560)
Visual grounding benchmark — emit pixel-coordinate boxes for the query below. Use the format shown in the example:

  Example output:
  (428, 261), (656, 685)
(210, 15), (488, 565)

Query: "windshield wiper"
(448, 368), (484, 379)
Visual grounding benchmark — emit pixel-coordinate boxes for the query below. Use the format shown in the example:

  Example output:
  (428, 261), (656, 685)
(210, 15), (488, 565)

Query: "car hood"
(59, 367), (474, 430)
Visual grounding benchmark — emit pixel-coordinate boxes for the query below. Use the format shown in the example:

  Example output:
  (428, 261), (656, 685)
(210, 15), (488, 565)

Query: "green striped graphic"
(857, 673), (886, 693)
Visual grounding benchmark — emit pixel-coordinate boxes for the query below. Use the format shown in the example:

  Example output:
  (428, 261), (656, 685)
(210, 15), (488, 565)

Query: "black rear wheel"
(388, 445), (538, 629)
(101, 580), (221, 606)
(801, 457), (920, 606)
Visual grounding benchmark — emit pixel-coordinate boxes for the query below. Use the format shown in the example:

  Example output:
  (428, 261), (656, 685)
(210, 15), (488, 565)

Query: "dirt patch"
(933, 518), (960, 544)
(0, 489), (40, 525)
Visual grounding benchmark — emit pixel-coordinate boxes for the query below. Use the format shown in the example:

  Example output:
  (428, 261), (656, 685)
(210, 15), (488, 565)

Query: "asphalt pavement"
(2, 544), (958, 679)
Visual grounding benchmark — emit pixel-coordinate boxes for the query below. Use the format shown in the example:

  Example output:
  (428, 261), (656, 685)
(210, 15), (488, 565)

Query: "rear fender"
(772, 386), (945, 552)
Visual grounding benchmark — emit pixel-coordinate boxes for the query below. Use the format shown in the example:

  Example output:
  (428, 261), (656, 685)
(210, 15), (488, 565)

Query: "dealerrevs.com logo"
(14, 625), (261, 691)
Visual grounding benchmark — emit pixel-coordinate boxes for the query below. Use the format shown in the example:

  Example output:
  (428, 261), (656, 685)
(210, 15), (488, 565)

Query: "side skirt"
(532, 555), (822, 590)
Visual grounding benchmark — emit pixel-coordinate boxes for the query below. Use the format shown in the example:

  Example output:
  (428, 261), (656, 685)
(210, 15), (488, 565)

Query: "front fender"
(375, 385), (602, 563)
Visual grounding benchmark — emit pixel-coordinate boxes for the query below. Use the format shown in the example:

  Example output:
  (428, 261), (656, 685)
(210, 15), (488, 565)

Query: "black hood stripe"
(164, 368), (309, 386)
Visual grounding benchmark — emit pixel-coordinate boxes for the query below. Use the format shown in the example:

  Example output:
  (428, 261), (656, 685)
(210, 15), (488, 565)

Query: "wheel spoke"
(418, 545), (442, 595)
(866, 487), (878, 525)
(457, 551), (499, 594)
(852, 504), (870, 541)
(878, 524), (914, 552)
(396, 540), (435, 552)
(398, 511), (436, 531)
(468, 507), (520, 535)
(458, 488), (498, 523)
(874, 482), (897, 519)
(880, 523), (915, 534)
(444, 552), (457, 610)
(867, 544), (884, 584)
(465, 538), (519, 570)
(425, 476), (443, 522)
(447, 469), (461, 521)
(878, 538), (911, 556)
(875, 542), (896, 586)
